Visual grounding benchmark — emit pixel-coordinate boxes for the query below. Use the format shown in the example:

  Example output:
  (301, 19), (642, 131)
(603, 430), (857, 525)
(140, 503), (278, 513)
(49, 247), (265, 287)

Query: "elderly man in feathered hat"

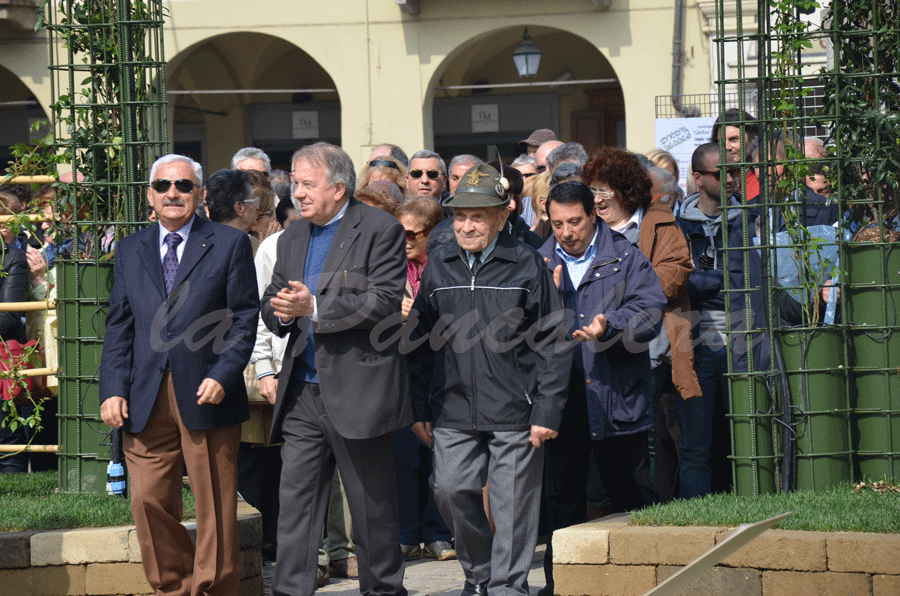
(406, 163), (571, 596)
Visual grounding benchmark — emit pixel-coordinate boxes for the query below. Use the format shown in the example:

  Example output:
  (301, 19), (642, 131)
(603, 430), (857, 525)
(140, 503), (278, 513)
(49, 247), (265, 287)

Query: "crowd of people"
(1, 111), (839, 596)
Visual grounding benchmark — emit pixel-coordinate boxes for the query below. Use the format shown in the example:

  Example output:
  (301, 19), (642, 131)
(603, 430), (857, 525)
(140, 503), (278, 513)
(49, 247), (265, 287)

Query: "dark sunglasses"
(151, 178), (197, 193)
(409, 169), (440, 180)
(405, 229), (428, 242)
(697, 168), (739, 181)
(369, 159), (400, 170)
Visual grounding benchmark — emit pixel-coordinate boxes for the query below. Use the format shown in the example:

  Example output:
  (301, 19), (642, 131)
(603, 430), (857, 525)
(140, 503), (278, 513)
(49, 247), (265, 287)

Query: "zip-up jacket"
(676, 192), (742, 313)
(540, 222), (666, 440)
(407, 230), (571, 432)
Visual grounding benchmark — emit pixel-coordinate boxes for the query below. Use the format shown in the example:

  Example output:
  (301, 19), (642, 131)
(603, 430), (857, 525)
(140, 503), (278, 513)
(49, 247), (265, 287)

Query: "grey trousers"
(275, 383), (406, 596)
(432, 427), (543, 596)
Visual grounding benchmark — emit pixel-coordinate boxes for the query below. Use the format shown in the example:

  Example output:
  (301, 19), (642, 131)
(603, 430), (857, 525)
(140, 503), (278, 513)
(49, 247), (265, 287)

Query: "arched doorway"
(167, 32), (340, 172)
(429, 26), (624, 161)
(0, 65), (50, 168)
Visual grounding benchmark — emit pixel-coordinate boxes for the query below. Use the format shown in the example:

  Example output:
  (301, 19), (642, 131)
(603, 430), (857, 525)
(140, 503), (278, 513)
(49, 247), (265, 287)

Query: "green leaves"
(823, 0), (900, 231)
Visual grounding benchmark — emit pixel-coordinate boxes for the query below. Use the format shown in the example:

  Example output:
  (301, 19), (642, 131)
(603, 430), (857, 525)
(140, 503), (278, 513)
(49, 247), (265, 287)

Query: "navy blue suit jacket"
(99, 217), (259, 433)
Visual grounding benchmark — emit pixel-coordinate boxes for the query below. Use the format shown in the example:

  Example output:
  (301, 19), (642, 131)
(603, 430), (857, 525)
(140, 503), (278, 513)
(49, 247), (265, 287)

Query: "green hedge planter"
(729, 374), (777, 496)
(56, 259), (115, 495)
(778, 326), (852, 491)
(845, 241), (900, 482)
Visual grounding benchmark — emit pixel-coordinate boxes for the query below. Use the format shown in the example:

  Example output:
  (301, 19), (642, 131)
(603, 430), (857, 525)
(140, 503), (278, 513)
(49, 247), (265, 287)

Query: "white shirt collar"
(320, 201), (349, 228)
(611, 206), (643, 233)
(158, 217), (194, 247)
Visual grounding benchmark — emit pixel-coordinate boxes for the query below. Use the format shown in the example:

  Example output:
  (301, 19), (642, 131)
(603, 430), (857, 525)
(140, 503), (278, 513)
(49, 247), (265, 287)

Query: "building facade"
(1, 0), (738, 173)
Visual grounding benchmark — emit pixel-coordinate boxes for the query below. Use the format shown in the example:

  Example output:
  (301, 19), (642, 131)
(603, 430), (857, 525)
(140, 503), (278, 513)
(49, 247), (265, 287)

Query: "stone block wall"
(0, 504), (262, 596)
(553, 514), (900, 596)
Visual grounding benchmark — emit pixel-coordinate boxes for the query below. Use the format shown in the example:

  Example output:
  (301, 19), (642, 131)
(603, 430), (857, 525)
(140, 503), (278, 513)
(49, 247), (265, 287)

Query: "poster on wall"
(654, 117), (717, 195)
(293, 111), (320, 139)
(472, 105), (499, 133)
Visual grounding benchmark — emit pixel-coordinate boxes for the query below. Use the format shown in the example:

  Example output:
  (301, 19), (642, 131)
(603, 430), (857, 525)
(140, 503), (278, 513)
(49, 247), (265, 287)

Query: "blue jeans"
(677, 342), (728, 498)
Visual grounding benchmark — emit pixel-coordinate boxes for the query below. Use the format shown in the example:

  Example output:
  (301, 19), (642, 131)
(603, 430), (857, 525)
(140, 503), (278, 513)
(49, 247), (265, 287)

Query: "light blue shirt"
(466, 233), (499, 270)
(555, 226), (599, 288)
(157, 217), (194, 264)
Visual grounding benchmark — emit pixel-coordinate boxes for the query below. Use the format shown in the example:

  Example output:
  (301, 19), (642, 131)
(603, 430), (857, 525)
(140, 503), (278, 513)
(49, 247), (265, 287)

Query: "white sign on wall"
(471, 105), (499, 133)
(654, 117), (717, 194)
(292, 111), (319, 139)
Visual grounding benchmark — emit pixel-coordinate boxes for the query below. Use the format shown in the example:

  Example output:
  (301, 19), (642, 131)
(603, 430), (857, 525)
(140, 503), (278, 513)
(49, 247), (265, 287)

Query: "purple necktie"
(163, 232), (183, 295)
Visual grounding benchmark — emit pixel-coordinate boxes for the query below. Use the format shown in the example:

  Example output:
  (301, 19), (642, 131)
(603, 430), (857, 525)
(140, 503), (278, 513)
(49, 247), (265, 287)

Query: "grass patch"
(0, 471), (196, 532)
(630, 481), (900, 534)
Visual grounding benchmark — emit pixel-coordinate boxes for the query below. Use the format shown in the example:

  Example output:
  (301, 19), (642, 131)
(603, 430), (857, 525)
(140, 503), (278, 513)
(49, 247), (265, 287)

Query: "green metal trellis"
(46, 0), (168, 494)
(717, 0), (900, 495)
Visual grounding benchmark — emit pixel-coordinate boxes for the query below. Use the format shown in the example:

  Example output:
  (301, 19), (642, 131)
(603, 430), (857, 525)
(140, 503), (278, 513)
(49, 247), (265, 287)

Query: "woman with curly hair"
(357, 155), (410, 201)
(583, 147), (701, 503)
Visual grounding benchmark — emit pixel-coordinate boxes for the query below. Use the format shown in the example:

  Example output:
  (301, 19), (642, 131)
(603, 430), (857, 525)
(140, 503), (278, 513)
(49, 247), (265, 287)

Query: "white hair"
(511, 154), (537, 169)
(149, 154), (203, 185)
(231, 147), (272, 172)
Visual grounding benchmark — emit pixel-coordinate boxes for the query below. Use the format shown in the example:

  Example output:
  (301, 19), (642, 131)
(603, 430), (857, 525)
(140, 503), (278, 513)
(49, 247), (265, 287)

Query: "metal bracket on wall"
(591, 0), (612, 10)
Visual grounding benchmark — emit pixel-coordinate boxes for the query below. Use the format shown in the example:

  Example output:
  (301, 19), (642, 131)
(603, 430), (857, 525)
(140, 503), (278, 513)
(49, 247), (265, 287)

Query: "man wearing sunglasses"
(674, 142), (742, 499)
(406, 149), (447, 199)
(99, 154), (259, 596)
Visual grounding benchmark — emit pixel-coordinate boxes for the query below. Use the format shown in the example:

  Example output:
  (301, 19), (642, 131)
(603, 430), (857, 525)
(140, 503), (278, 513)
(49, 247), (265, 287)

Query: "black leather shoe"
(460, 581), (488, 596)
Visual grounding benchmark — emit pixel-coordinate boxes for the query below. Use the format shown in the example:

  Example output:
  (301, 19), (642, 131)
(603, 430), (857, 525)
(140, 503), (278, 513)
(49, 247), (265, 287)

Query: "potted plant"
(762, 0), (851, 492)
(822, 0), (900, 483)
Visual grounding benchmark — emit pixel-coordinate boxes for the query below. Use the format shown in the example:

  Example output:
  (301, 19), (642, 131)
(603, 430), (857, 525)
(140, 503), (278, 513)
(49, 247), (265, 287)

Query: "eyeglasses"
(590, 188), (615, 201)
(242, 197), (260, 207)
(369, 159), (400, 170)
(151, 178), (197, 193)
(409, 169), (440, 180)
(697, 168), (739, 181)
(405, 229), (428, 242)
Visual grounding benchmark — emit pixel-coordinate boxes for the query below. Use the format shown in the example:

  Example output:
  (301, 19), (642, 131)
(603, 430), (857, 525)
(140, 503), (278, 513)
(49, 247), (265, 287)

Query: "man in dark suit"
(99, 154), (258, 596)
(261, 142), (410, 596)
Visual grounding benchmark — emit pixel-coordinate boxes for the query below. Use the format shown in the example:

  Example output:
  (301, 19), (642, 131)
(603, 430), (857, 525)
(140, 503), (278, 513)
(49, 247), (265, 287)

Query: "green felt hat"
(444, 163), (510, 209)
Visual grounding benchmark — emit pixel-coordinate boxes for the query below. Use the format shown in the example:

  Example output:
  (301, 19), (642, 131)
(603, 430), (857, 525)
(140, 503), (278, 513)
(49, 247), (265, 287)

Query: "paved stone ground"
(263, 545), (548, 596)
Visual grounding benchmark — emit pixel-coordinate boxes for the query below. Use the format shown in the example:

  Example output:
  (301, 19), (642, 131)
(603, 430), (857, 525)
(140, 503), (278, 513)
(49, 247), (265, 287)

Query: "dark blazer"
(0, 242), (29, 342)
(99, 217), (259, 433)
(261, 198), (413, 442)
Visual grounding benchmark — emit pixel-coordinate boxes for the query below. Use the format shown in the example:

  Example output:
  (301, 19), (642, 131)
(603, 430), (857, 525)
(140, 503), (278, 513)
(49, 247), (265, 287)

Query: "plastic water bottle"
(106, 461), (126, 496)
